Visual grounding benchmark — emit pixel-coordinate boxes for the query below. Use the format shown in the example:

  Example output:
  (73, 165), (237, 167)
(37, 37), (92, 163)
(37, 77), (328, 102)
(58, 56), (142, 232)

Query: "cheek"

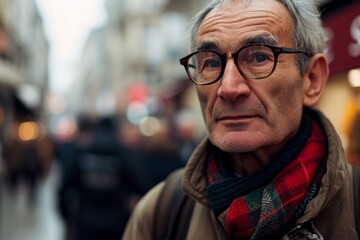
(196, 89), (210, 122)
(266, 70), (303, 106)
(267, 77), (304, 124)
(196, 87), (217, 126)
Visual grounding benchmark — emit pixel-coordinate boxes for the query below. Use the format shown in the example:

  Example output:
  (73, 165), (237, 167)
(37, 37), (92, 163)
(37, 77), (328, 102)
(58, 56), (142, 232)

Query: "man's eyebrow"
(241, 35), (279, 47)
(195, 41), (220, 51)
(194, 35), (279, 52)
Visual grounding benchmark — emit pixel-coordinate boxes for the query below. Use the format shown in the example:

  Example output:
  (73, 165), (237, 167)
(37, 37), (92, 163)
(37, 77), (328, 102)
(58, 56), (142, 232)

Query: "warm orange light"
(348, 68), (360, 87)
(18, 122), (39, 141)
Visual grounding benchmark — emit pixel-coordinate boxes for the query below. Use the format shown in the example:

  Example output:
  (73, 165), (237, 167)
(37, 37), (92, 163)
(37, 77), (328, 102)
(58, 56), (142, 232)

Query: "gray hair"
(189, 0), (326, 75)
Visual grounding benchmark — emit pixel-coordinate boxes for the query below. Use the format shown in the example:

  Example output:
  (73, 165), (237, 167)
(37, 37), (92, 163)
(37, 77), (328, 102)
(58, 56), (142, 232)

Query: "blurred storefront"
(317, 1), (360, 165)
(0, 0), (51, 201)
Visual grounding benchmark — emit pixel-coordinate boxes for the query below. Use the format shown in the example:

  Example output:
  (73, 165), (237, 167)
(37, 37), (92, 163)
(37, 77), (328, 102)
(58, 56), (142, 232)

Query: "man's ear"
(303, 54), (329, 107)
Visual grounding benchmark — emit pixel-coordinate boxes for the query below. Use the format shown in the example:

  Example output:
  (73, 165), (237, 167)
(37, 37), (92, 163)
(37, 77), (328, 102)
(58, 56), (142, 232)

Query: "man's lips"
(216, 115), (258, 122)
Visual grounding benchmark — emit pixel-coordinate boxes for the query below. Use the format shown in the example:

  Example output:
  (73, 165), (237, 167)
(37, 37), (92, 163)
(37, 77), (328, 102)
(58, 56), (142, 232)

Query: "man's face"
(195, 0), (307, 157)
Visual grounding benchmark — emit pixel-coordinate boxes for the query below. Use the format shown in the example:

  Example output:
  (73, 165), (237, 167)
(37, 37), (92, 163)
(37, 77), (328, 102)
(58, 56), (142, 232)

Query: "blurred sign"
(323, 2), (360, 73)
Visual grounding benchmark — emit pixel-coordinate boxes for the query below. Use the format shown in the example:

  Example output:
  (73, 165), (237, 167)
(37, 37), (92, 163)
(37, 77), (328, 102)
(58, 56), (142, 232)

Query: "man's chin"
(210, 133), (263, 153)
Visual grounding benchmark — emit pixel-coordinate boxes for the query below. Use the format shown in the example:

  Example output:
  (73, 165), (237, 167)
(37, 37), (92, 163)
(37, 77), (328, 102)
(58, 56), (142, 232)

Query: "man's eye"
(253, 54), (269, 63)
(203, 59), (221, 68)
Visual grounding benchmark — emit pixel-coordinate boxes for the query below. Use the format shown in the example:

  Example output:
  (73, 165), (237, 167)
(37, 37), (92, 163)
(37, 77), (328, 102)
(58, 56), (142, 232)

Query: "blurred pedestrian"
(119, 119), (184, 196)
(3, 139), (42, 203)
(58, 115), (137, 240)
(2, 121), (51, 205)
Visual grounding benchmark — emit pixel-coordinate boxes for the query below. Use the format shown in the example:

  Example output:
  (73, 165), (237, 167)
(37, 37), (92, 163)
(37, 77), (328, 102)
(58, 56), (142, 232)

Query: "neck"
(225, 153), (267, 176)
(226, 137), (295, 176)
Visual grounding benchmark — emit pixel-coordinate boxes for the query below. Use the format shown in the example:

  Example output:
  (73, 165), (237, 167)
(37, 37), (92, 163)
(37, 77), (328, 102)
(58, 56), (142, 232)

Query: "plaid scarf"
(206, 112), (327, 239)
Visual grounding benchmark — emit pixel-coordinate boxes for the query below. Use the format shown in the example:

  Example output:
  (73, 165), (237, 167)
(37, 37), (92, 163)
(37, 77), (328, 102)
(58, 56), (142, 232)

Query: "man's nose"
(217, 57), (251, 101)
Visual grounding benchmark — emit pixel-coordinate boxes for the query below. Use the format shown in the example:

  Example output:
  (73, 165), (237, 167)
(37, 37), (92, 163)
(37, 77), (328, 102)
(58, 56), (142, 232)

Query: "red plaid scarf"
(206, 117), (327, 239)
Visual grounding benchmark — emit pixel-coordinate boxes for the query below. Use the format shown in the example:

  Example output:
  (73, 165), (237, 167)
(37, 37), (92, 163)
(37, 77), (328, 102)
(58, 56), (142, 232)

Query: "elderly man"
(122, 0), (358, 239)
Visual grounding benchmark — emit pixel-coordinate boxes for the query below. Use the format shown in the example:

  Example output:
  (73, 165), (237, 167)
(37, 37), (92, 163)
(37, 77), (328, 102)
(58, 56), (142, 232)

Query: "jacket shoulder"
(122, 182), (165, 240)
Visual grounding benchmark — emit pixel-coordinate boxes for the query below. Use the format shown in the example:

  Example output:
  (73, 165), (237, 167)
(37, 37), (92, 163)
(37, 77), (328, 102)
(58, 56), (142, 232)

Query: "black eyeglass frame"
(179, 44), (311, 85)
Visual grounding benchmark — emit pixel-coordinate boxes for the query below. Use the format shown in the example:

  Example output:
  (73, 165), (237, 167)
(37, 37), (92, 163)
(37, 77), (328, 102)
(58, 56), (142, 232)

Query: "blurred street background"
(0, 0), (360, 239)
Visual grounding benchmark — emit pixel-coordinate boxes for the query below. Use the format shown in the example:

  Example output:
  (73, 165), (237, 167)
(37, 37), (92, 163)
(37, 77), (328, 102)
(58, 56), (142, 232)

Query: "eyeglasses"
(179, 44), (311, 85)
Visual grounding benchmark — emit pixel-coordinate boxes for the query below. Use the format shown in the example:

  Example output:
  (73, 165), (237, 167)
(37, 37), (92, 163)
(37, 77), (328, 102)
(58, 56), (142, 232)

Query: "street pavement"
(0, 163), (65, 240)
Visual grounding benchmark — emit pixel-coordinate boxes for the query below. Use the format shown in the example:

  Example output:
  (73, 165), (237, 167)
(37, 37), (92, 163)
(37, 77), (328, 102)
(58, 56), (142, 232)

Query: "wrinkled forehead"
(195, 0), (294, 51)
(209, 0), (286, 14)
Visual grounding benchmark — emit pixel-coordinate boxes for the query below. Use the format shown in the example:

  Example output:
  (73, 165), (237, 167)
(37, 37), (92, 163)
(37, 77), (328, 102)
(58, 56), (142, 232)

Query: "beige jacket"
(122, 111), (358, 240)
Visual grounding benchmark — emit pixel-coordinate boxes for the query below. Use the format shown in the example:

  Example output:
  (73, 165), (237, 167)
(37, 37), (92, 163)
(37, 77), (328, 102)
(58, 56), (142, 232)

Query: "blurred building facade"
(0, 0), (48, 139)
(72, 0), (206, 115)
